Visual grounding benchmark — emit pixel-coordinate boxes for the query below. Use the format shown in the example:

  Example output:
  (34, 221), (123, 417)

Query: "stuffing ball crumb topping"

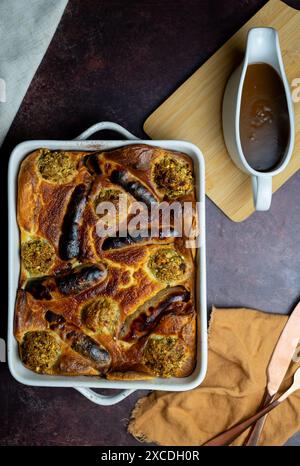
(21, 331), (61, 372)
(21, 238), (55, 275)
(142, 335), (185, 377)
(153, 156), (193, 199)
(94, 188), (123, 214)
(148, 248), (186, 283)
(38, 149), (77, 183)
(83, 297), (120, 334)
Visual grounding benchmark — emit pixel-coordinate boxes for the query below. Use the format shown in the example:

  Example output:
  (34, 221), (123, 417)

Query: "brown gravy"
(240, 63), (290, 172)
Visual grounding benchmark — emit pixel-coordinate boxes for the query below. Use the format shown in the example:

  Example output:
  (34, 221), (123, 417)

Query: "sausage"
(59, 184), (87, 260)
(25, 277), (53, 300)
(25, 264), (107, 299)
(56, 264), (105, 295)
(119, 286), (190, 341)
(45, 310), (66, 326)
(110, 169), (157, 207)
(102, 227), (180, 250)
(69, 332), (111, 366)
(102, 233), (143, 250)
(45, 310), (111, 368)
(84, 153), (102, 175)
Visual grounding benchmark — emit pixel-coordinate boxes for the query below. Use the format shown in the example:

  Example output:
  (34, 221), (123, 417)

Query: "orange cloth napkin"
(128, 307), (300, 446)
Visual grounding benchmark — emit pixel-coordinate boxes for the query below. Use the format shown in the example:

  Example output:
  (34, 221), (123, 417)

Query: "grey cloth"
(0, 0), (67, 146)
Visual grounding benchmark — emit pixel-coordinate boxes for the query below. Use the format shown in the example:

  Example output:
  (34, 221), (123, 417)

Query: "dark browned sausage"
(25, 264), (106, 299)
(110, 169), (156, 207)
(45, 310), (66, 325)
(45, 310), (111, 368)
(102, 227), (180, 250)
(59, 184), (87, 260)
(25, 277), (53, 300)
(84, 153), (102, 175)
(102, 233), (143, 250)
(56, 264), (106, 295)
(119, 286), (190, 341)
(69, 332), (111, 366)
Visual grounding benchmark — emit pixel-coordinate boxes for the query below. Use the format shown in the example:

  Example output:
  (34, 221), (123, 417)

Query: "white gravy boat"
(222, 27), (295, 211)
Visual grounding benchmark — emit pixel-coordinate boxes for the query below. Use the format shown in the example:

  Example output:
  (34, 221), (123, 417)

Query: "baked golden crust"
(15, 144), (197, 379)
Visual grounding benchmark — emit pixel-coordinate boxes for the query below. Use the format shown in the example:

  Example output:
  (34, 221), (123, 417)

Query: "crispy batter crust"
(15, 145), (197, 378)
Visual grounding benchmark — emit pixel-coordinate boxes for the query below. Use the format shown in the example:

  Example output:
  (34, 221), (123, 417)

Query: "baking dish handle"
(75, 121), (139, 141)
(75, 387), (136, 406)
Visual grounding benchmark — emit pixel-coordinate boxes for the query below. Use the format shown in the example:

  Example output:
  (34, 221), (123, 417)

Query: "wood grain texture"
(144, 0), (300, 222)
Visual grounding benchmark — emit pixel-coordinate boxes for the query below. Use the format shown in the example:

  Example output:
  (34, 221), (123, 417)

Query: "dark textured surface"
(1, 0), (300, 446)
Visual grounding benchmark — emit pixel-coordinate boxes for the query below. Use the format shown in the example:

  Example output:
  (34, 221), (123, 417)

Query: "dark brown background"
(1, 0), (300, 446)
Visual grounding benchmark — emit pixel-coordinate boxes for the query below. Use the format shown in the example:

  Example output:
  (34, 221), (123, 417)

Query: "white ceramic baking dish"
(7, 121), (207, 405)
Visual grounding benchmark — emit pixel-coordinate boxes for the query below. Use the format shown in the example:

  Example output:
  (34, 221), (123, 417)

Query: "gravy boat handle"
(252, 175), (272, 211)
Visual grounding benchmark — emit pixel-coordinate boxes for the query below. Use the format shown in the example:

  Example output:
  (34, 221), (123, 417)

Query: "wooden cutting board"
(144, 0), (300, 222)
